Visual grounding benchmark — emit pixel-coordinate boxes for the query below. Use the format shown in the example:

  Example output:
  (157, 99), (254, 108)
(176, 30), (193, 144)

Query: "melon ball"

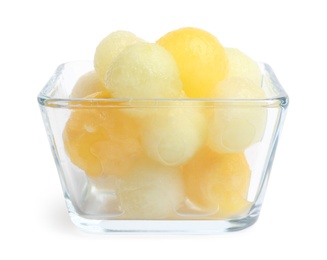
(117, 158), (185, 219)
(207, 77), (267, 153)
(94, 30), (144, 83)
(225, 48), (262, 86)
(63, 104), (142, 178)
(105, 42), (183, 99)
(157, 27), (228, 98)
(183, 148), (251, 218)
(69, 70), (111, 98)
(140, 106), (207, 166)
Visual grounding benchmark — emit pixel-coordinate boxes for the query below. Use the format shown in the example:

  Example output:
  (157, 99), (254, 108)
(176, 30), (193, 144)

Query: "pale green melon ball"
(94, 30), (144, 83)
(117, 158), (185, 219)
(207, 77), (267, 153)
(225, 48), (262, 87)
(105, 42), (183, 99)
(140, 106), (207, 166)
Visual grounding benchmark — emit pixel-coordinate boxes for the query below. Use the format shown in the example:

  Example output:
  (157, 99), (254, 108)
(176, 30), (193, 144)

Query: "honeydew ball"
(140, 106), (207, 166)
(117, 158), (185, 219)
(207, 77), (267, 153)
(69, 70), (111, 98)
(225, 48), (262, 86)
(94, 30), (144, 83)
(105, 42), (183, 99)
(119, 91), (187, 119)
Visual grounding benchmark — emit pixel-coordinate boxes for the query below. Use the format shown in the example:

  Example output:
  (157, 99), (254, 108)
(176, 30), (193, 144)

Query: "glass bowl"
(38, 61), (288, 234)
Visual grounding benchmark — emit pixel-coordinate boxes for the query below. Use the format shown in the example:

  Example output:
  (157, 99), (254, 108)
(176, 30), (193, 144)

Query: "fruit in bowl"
(37, 22), (288, 234)
(62, 27), (270, 220)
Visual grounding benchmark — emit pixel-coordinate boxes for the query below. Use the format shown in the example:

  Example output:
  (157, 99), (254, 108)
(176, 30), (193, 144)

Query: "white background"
(1, 0), (326, 259)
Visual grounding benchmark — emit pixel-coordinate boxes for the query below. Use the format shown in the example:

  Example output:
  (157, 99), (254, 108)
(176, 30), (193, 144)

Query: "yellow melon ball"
(69, 70), (111, 98)
(225, 48), (262, 86)
(105, 42), (183, 99)
(117, 158), (185, 219)
(157, 27), (228, 98)
(94, 30), (144, 83)
(183, 148), (251, 218)
(140, 106), (207, 166)
(63, 97), (142, 178)
(207, 77), (267, 153)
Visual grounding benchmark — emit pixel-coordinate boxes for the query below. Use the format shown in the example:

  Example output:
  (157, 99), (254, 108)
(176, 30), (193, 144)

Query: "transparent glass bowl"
(38, 61), (288, 234)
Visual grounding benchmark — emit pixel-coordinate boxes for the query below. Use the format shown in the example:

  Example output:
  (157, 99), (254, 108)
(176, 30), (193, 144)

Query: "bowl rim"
(37, 61), (289, 109)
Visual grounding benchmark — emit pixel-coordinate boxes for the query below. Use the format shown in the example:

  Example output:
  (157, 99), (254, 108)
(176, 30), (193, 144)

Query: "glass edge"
(261, 62), (289, 103)
(37, 63), (66, 106)
(37, 61), (289, 109)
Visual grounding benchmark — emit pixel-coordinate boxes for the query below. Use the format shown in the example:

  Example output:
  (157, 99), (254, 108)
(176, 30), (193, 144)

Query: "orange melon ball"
(63, 99), (142, 178)
(157, 27), (228, 98)
(69, 70), (111, 98)
(183, 148), (251, 218)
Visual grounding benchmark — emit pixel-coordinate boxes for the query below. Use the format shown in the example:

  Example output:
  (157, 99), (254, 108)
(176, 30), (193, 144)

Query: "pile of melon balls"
(63, 27), (267, 219)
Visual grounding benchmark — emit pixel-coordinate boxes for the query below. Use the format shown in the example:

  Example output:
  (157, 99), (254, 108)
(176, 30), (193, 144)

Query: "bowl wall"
(38, 61), (288, 233)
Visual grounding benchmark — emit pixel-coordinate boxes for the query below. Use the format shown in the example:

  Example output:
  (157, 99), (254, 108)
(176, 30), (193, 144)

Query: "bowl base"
(66, 198), (260, 234)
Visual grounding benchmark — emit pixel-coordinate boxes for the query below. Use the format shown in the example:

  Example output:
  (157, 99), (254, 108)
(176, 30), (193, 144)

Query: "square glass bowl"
(38, 61), (288, 234)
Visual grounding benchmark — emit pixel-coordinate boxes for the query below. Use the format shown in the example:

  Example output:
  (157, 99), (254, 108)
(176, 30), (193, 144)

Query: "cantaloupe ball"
(183, 148), (251, 218)
(63, 98), (142, 178)
(140, 106), (207, 166)
(117, 158), (185, 219)
(207, 77), (267, 153)
(69, 70), (111, 98)
(94, 30), (144, 83)
(225, 48), (262, 86)
(105, 42), (183, 99)
(157, 27), (228, 98)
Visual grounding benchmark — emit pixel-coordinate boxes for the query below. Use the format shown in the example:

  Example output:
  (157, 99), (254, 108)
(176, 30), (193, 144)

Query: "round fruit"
(207, 77), (267, 153)
(94, 30), (143, 83)
(225, 48), (262, 86)
(105, 42), (182, 99)
(140, 106), (207, 166)
(157, 27), (228, 98)
(183, 148), (251, 218)
(69, 70), (111, 98)
(63, 95), (142, 178)
(117, 158), (185, 219)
